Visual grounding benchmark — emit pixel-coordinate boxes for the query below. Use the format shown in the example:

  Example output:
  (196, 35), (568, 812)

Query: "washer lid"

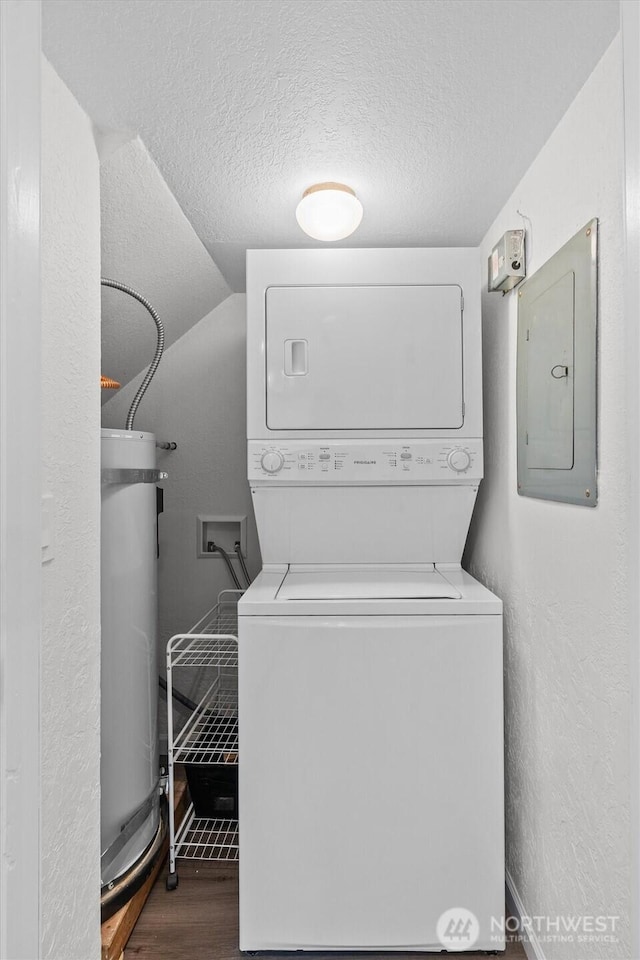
(276, 564), (461, 601)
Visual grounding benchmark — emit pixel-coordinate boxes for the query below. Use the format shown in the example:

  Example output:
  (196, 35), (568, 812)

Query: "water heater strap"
(101, 468), (168, 485)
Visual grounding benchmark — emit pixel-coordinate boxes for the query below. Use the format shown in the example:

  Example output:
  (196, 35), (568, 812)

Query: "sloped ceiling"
(100, 136), (230, 393)
(44, 0), (619, 292)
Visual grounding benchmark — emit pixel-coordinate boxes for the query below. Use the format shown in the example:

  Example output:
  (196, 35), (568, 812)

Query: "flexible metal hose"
(101, 278), (165, 431)
(234, 541), (252, 587)
(209, 541), (243, 590)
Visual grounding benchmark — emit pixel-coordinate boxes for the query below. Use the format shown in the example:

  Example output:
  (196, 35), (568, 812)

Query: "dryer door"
(265, 284), (463, 430)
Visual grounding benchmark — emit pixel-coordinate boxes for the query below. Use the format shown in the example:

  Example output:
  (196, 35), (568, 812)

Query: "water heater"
(100, 429), (162, 896)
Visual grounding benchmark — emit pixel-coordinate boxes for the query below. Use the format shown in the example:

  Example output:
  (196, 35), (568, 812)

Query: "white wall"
(102, 294), (259, 663)
(100, 136), (231, 394)
(41, 58), (101, 960)
(465, 35), (630, 959)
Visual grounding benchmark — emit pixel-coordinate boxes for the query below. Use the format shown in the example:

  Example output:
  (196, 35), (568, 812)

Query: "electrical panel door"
(525, 271), (575, 470)
(265, 285), (464, 431)
(517, 219), (597, 506)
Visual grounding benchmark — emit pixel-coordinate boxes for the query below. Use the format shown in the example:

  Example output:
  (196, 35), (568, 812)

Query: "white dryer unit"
(239, 249), (504, 953)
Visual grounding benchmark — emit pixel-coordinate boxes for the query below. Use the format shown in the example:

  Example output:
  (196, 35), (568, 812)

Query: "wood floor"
(126, 860), (527, 960)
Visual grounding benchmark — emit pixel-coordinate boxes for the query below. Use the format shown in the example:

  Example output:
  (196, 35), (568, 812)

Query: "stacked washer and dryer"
(238, 248), (504, 953)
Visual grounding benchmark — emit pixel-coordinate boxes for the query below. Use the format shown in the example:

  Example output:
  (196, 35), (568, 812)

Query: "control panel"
(248, 440), (483, 483)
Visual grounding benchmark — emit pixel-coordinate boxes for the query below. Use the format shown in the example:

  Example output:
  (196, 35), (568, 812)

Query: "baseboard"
(506, 870), (546, 960)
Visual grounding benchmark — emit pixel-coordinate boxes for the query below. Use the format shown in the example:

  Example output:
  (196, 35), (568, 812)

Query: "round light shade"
(295, 182), (363, 241)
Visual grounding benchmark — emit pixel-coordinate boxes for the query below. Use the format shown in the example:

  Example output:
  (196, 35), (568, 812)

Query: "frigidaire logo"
(354, 460), (376, 465)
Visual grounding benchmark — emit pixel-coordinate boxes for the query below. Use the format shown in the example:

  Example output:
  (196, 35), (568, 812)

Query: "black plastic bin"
(185, 764), (238, 820)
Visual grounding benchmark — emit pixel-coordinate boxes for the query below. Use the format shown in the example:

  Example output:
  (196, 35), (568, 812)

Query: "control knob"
(261, 450), (284, 474)
(447, 448), (471, 473)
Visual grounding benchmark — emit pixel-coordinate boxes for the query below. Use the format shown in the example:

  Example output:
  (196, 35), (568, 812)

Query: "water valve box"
(488, 229), (526, 293)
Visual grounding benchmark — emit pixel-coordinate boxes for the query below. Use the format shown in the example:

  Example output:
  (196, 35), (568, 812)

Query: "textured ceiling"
(100, 137), (230, 392)
(44, 0), (619, 291)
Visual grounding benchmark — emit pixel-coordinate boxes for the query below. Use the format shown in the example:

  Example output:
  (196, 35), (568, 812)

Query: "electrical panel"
(516, 219), (598, 506)
(488, 230), (526, 293)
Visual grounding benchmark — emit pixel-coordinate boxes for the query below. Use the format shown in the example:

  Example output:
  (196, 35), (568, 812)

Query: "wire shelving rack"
(165, 589), (241, 890)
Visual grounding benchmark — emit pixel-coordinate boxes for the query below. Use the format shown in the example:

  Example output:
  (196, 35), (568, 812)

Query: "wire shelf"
(175, 806), (239, 862)
(174, 687), (238, 763)
(167, 589), (242, 877)
(190, 588), (242, 633)
(168, 634), (238, 669)
(167, 590), (241, 660)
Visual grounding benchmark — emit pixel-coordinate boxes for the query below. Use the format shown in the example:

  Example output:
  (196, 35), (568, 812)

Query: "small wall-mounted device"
(488, 229), (526, 293)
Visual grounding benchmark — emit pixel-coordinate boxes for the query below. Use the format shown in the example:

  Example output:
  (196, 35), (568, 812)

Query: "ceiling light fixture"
(295, 182), (363, 241)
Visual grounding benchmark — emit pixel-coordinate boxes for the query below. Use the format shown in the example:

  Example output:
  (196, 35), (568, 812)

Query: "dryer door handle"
(284, 339), (308, 376)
